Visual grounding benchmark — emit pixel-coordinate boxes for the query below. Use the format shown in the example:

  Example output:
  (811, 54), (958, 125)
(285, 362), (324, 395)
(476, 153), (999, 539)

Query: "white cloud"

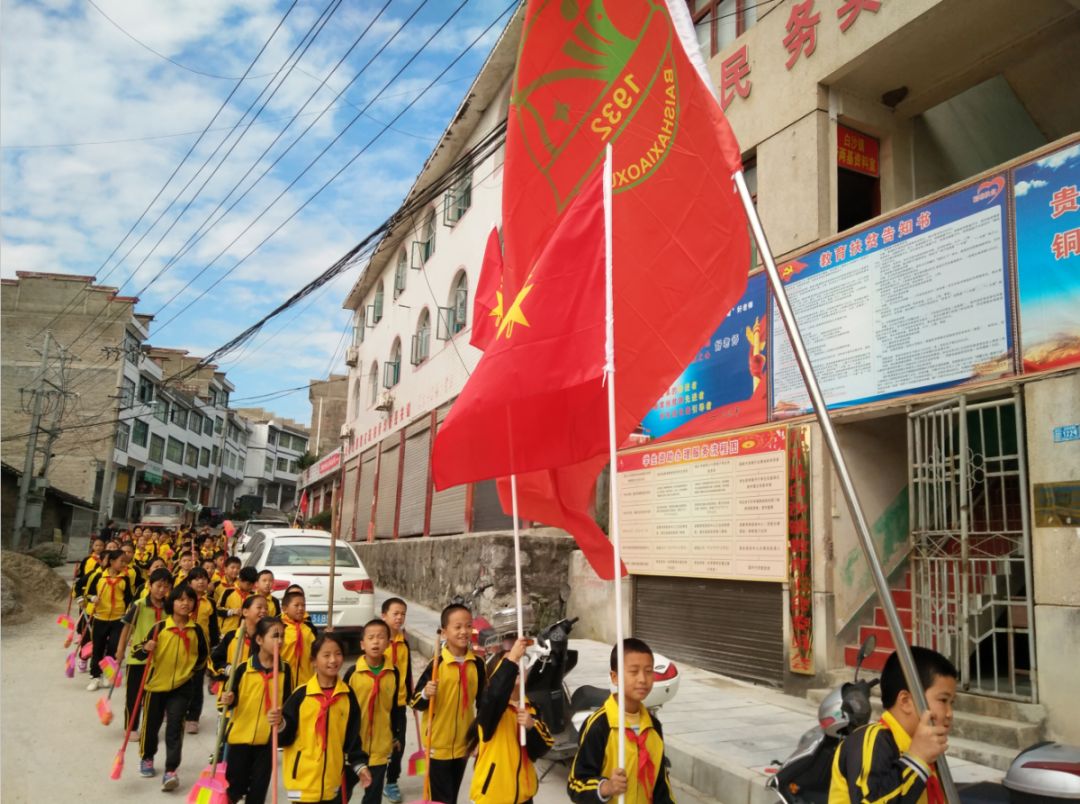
(1014, 178), (1047, 197)
(1036, 143), (1080, 170)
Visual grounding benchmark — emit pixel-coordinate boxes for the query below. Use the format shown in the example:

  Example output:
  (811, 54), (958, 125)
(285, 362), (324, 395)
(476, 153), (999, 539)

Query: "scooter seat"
(570, 684), (610, 713)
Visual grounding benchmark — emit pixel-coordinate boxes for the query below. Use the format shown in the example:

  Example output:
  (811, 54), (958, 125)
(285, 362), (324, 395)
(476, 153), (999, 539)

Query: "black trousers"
(140, 680), (194, 771)
(386, 705), (406, 784)
(125, 663), (147, 731)
(428, 757), (468, 804)
(185, 669), (205, 722)
(90, 618), (123, 679)
(225, 742), (273, 804)
(345, 762), (387, 804)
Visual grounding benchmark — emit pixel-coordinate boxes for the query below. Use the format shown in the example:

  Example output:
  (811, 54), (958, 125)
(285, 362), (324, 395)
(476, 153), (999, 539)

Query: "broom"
(271, 640), (279, 804)
(408, 629), (440, 804)
(97, 656), (124, 725)
(407, 630), (440, 777)
(66, 616), (92, 678)
(187, 621), (247, 803)
(110, 647), (154, 779)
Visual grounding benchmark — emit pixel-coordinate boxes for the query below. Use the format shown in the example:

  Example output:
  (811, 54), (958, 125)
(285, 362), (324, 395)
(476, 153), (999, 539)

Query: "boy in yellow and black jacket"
(117, 567), (172, 730)
(470, 639), (553, 804)
(568, 638), (674, 804)
(85, 549), (135, 689)
(381, 596), (413, 803)
(344, 619), (400, 804)
(829, 647), (958, 804)
(135, 585), (210, 790)
(410, 604), (486, 804)
(281, 591), (318, 687)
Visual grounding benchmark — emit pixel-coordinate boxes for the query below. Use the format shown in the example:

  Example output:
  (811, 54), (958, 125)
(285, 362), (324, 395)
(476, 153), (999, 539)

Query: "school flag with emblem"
(487, 0), (750, 578)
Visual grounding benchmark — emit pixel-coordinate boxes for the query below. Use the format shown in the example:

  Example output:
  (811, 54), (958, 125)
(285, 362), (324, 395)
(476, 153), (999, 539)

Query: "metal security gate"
(907, 390), (1037, 701)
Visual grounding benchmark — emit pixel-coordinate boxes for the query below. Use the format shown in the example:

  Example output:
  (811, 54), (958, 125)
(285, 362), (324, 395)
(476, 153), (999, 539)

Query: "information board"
(616, 427), (787, 581)
(772, 176), (1012, 416)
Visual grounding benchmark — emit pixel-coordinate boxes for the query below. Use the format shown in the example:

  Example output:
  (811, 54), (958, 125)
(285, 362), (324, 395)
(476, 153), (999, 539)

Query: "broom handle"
(210, 627), (248, 776)
(423, 631), (439, 800)
(107, 657), (125, 700)
(118, 644), (155, 756)
(271, 641), (279, 804)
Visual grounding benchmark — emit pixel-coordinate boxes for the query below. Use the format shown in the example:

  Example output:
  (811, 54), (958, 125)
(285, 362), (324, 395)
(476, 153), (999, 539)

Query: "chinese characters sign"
(837, 124), (879, 177)
(1014, 141), (1080, 373)
(617, 428), (788, 581)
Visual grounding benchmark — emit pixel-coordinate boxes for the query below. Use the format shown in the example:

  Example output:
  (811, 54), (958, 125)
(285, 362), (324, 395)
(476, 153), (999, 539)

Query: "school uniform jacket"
(279, 676), (369, 803)
(384, 632), (413, 708)
(470, 658), (553, 804)
(224, 653), (294, 746)
(86, 571), (135, 621)
(282, 614), (318, 687)
(409, 645), (485, 761)
(74, 554), (102, 596)
(193, 594), (221, 648)
(121, 598), (166, 666)
(263, 593), (281, 617)
(344, 657), (399, 766)
(210, 626), (254, 681)
(217, 587), (252, 634)
(136, 616), (209, 693)
(828, 710), (938, 804)
(567, 695), (674, 804)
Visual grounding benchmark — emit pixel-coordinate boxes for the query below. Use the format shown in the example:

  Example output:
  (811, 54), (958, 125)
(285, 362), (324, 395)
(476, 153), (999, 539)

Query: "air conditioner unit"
(339, 423), (354, 440)
(375, 391), (394, 412)
(345, 346), (359, 367)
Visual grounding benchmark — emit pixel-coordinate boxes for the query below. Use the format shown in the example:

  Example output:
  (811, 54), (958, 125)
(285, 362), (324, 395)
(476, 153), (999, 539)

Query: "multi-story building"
(236, 408), (309, 514)
(1, 272), (249, 542)
(320, 0), (1080, 753)
(308, 374), (347, 459)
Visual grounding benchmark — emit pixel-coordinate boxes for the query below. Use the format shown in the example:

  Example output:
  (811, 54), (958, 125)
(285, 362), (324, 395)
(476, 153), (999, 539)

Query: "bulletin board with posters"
(770, 175), (1014, 417)
(616, 427), (788, 581)
(640, 272), (769, 443)
(1014, 140), (1080, 373)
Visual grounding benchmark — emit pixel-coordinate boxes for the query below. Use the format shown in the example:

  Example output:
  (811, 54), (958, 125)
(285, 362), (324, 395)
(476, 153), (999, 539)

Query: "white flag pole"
(732, 171), (960, 802)
(509, 473), (527, 746)
(602, 142), (627, 799)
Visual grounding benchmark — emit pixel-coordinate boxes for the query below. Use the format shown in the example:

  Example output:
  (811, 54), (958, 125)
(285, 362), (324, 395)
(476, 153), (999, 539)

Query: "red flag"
(491, 0), (749, 578)
(298, 490), (308, 515)
(470, 227), (505, 351)
(432, 170), (607, 487)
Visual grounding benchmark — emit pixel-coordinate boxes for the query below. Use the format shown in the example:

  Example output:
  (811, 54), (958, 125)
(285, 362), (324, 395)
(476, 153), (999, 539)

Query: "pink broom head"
(100, 657), (119, 681)
(57, 614), (74, 629)
(97, 697), (113, 726)
(187, 764), (229, 804)
(109, 751), (124, 780)
(80, 641), (93, 660)
(65, 653), (77, 678)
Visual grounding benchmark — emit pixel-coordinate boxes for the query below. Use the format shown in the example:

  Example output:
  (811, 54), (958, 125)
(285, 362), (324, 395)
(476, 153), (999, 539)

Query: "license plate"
(310, 612), (328, 626)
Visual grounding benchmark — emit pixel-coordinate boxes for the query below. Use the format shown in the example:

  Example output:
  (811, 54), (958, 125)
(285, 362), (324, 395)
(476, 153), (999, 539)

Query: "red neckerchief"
(313, 686), (344, 751)
(169, 623), (192, 654)
(624, 725), (656, 802)
(390, 640), (400, 667)
(879, 718), (945, 804)
(363, 665), (390, 741)
(289, 618), (306, 666)
(256, 662), (275, 713)
(452, 657), (471, 714)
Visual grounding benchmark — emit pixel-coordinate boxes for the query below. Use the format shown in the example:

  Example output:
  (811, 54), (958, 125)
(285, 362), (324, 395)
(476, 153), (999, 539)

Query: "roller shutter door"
(354, 448), (377, 540)
(429, 404), (466, 535)
(374, 438), (400, 539)
(633, 576), (784, 687)
(338, 458), (358, 541)
(472, 479), (513, 532)
(398, 421), (431, 537)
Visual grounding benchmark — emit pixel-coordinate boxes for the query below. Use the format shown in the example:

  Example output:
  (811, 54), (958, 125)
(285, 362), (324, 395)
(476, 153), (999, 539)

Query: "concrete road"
(1, 612), (712, 803)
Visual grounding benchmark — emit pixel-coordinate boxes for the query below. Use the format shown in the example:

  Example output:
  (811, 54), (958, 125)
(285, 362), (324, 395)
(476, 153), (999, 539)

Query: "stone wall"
(353, 529), (577, 625)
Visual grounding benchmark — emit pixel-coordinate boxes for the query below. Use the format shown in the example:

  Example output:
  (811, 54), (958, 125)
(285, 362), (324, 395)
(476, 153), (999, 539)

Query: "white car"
(241, 528), (374, 633)
(234, 517), (289, 555)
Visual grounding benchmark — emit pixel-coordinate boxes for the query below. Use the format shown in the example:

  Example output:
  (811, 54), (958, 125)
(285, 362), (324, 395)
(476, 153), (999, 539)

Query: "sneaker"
(161, 771), (179, 791)
(383, 782), (403, 803)
(184, 720), (199, 735)
(139, 759), (155, 778)
(86, 677), (100, 691)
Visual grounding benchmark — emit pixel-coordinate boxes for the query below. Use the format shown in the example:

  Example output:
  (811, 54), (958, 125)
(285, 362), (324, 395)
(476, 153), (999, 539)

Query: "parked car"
(234, 517), (290, 555)
(241, 528), (374, 634)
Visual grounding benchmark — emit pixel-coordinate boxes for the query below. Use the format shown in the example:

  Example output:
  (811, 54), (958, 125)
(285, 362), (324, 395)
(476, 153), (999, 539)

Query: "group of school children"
(68, 525), (957, 804)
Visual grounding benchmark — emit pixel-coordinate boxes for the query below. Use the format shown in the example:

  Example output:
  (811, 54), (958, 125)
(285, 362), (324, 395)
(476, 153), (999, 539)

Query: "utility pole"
(96, 343), (128, 530)
(12, 332), (51, 547)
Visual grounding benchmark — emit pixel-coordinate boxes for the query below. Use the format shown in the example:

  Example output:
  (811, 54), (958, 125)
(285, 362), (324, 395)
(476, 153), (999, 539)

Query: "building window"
(412, 307), (431, 365)
(444, 170), (472, 225)
(289, 460), (298, 473)
(189, 412), (202, 433)
(384, 339), (401, 389)
(353, 309), (365, 345)
(215, 417), (223, 435)
(185, 444), (198, 468)
(149, 434), (165, 463)
(170, 407), (188, 429)
(690, 0), (758, 58)
(212, 445), (220, 465)
(414, 208), (437, 266)
(153, 400), (168, 422)
(371, 282), (384, 324)
(133, 419), (149, 447)
(138, 377), (154, 404)
(123, 331), (141, 364)
(353, 379), (363, 415)
(394, 249), (408, 298)
(115, 422), (130, 451)
(264, 457), (273, 473)
(120, 377), (136, 409)
(277, 456), (289, 472)
(369, 361), (379, 405)
(208, 388), (218, 406)
(203, 416), (213, 436)
(295, 435), (306, 451)
(268, 431), (276, 446)
(200, 447), (210, 467)
(166, 437), (184, 464)
(450, 271), (468, 335)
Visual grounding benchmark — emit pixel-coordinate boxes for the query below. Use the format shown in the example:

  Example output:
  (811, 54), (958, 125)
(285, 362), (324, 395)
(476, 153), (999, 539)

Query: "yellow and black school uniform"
(133, 543), (157, 577)
(385, 631), (414, 788)
(209, 626), (255, 687)
(222, 652), (294, 804)
(568, 695), (674, 804)
(282, 613), (318, 687)
(344, 657), (399, 804)
(217, 587), (252, 634)
(85, 569), (135, 681)
(470, 658), (553, 804)
(828, 710), (943, 804)
(120, 596), (166, 730)
(74, 553), (102, 598)
(184, 592), (220, 725)
(279, 676), (369, 803)
(136, 616), (209, 773)
(263, 592), (281, 618)
(409, 645), (486, 804)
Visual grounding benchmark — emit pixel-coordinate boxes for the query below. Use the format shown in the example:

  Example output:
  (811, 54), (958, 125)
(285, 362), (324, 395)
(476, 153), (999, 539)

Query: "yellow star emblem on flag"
(495, 273), (535, 340)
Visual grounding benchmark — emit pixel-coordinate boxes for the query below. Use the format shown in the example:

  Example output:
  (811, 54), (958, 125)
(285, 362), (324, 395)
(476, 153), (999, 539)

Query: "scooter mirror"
(857, 635), (877, 662)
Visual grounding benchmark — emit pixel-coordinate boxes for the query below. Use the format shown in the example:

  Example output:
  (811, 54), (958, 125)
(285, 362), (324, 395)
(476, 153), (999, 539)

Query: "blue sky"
(0, 0), (512, 424)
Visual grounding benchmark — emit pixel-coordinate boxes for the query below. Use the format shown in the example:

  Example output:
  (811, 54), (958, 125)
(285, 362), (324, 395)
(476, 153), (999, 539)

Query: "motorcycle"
(767, 636), (1080, 803)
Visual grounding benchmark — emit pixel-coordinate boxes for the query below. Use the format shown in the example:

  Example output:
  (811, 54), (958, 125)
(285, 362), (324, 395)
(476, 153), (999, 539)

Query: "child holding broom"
(280, 633), (371, 803)
(344, 619), (399, 804)
(135, 583), (210, 790)
(381, 597), (412, 804)
(85, 549), (135, 691)
(183, 566), (220, 735)
(116, 567), (173, 730)
(210, 594), (268, 684)
(281, 590), (318, 686)
(219, 616), (293, 804)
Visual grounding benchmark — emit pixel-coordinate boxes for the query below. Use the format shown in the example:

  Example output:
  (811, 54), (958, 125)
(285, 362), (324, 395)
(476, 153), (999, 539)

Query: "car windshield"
(145, 503), (182, 516)
(265, 544), (359, 568)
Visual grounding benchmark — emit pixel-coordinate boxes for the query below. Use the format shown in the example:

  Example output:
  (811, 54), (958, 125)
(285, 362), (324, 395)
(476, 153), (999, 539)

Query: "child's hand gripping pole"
(110, 647), (154, 779)
(97, 656), (125, 726)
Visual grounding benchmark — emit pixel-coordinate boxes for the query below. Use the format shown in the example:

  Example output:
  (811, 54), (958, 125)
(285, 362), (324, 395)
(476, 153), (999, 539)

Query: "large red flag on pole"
(469, 227), (505, 352)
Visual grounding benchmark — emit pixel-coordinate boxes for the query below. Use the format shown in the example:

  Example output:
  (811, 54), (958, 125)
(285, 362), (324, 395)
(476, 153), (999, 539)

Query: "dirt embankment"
(1, 551), (69, 625)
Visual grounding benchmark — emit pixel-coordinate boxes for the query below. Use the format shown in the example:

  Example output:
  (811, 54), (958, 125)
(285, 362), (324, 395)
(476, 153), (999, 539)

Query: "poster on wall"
(771, 176), (1013, 417)
(1014, 141), (1080, 372)
(616, 427), (787, 581)
(640, 272), (768, 443)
